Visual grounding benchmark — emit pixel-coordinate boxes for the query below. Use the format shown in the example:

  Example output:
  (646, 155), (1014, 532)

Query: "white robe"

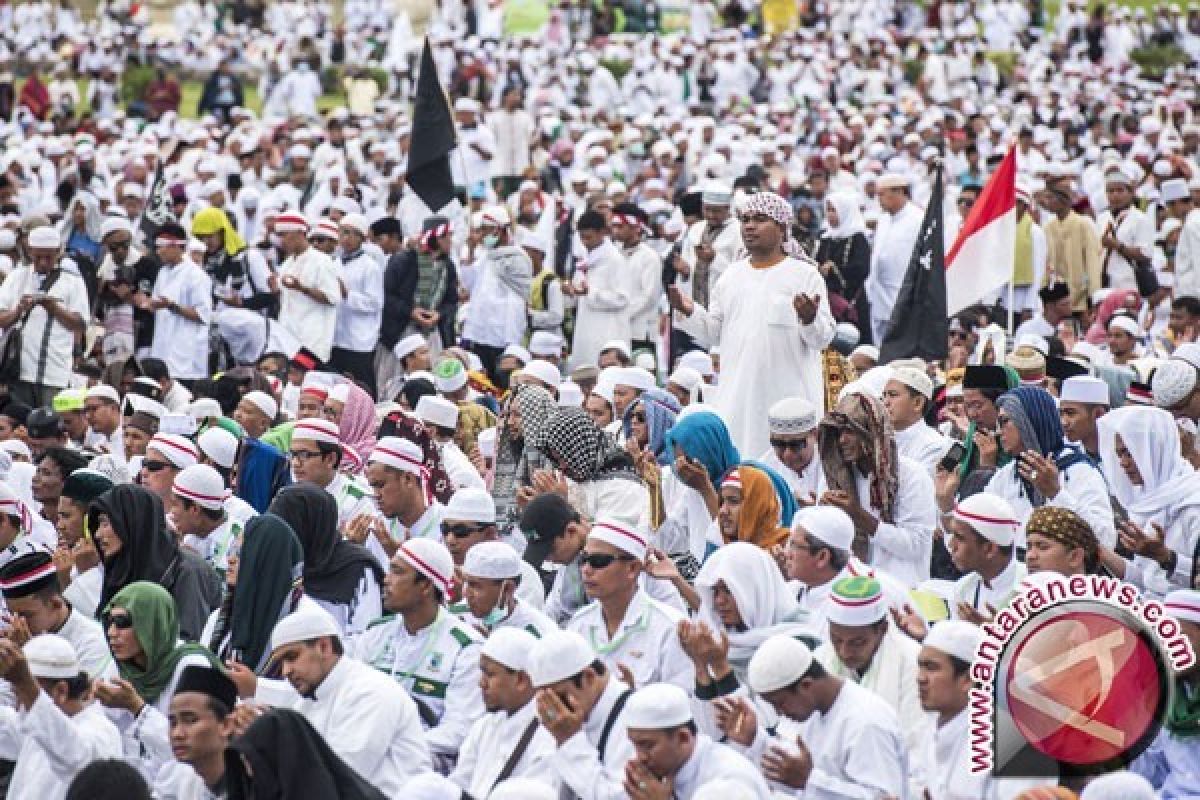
(676, 256), (835, 456)
(982, 460), (1116, 550)
(449, 702), (556, 798)
(3, 695), (122, 800)
(895, 420), (951, 476)
(856, 455), (938, 587)
(917, 708), (1051, 799)
(571, 240), (632, 368)
(867, 203), (924, 344)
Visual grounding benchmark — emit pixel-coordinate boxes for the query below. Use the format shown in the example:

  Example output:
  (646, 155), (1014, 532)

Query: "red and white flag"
(946, 146), (1017, 314)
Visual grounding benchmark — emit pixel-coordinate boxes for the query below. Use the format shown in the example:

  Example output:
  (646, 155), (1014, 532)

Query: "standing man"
(669, 193), (835, 455)
(611, 203), (663, 356)
(488, 87), (535, 198)
(570, 211), (631, 369)
(461, 206), (532, 379)
(143, 224), (213, 387)
(1041, 186), (1102, 320)
(1096, 165), (1155, 293)
(673, 184), (739, 364)
(866, 174), (923, 345)
(330, 214), (383, 395)
(274, 211), (342, 365)
(0, 227), (88, 407)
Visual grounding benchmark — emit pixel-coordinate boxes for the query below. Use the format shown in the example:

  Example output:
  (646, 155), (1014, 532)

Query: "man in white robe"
(945, 494), (1027, 622)
(571, 211), (632, 369)
(274, 211), (342, 363)
(670, 192), (835, 456)
(866, 174), (924, 345)
(883, 365), (950, 475)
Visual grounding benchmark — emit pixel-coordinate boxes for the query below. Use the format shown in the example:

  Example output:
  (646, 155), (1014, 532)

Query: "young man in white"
(274, 211), (342, 363)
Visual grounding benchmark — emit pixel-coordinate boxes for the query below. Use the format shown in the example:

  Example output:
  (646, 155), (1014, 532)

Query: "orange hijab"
(725, 465), (790, 550)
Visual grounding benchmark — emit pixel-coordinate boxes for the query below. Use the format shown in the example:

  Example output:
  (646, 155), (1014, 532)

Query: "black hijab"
(224, 708), (387, 800)
(267, 483), (383, 605)
(90, 484), (181, 624)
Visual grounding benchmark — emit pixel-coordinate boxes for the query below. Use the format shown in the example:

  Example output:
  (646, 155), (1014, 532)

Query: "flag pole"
(1008, 270), (1015, 337)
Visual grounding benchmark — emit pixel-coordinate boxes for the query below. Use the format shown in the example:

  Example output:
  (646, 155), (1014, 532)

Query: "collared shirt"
(182, 515), (242, 579)
(449, 701), (556, 798)
(567, 587), (692, 690)
(333, 248), (384, 352)
(952, 558), (1027, 617)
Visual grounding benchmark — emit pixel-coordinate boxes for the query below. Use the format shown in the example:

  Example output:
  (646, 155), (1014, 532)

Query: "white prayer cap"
(528, 331), (563, 357)
(1015, 333), (1050, 356)
(587, 516), (648, 561)
(850, 344), (880, 363)
(0, 440), (31, 462)
(1079, 771), (1157, 800)
(747, 634), (814, 694)
(1152, 358), (1197, 409)
(677, 350), (714, 377)
(453, 96), (481, 113)
(480, 626), (538, 672)
(432, 358), (468, 393)
(598, 339), (631, 361)
(270, 604), (341, 651)
(613, 366), (655, 392)
(147, 434), (199, 469)
(490, 779), (557, 800)
(528, 630), (596, 687)
(242, 390), (278, 420)
(557, 382), (583, 407)
(197, 427), (239, 470)
(502, 344), (531, 364)
(415, 395), (459, 430)
(188, 397), (223, 420)
(923, 619), (984, 664)
(1107, 315), (1140, 337)
(339, 212), (368, 236)
(624, 683), (694, 730)
(888, 366), (933, 400)
(477, 427), (497, 459)
(1173, 343), (1200, 371)
(701, 181), (733, 205)
(28, 226), (61, 249)
(394, 333), (427, 361)
(24, 634), (80, 679)
(826, 576), (887, 627)
(877, 172), (910, 189)
(1060, 375), (1110, 406)
(0, 230), (15, 249)
(445, 487), (496, 524)
(952, 493), (1019, 547)
(1164, 589), (1200, 626)
(99, 217), (132, 239)
(86, 384), (120, 405)
(480, 204), (511, 227)
(172, 464), (227, 511)
(667, 366), (702, 394)
(397, 539), (455, 594)
(791, 505), (854, 552)
(292, 418), (340, 447)
(369, 436), (425, 478)
(768, 396), (818, 435)
(519, 359), (562, 388)
(463, 540), (520, 580)
(1161, 178), (1190, 203)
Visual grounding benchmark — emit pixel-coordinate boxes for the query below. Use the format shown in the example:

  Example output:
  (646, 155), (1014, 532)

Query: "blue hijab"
(997, 386), (1091, 505)
(623, 388), (681, 466)
(663, 411), (740, 487)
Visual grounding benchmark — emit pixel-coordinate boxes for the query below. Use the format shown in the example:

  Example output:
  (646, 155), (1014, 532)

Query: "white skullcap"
(197, 427), (239, 470)
(24, 634), (80, 679)
(1174, 343), (1200, 371)
(598, 339), (631, 361)
(147, 434), (199, 469)
(433, 358), (468, 393)
(557, 381), (583, 407)
(612, 367), (655, 392)
(747, 634), (814, 694)
(397, 539), (455, 594)
(677, 350), (713, 377)
(1152, 359), (1197, 409)
(850, 344), (880, 362)
(86, 384), (120, 405)
(878, 172), (911, 189)
(415, 395), (459, 430)
(340, 212), (369, 236)
(188, 397), (223, 420)
(1015, 333), (1050, 356)
(99, 217), (133, 239)
(952, 493), (1019, 547)
(480, 626), (538, 672)
(768, 396), (818, 435)
(1164, 589), (1200, 626)
(520, 359), (562, 388)
(889, 366), (933, 400)
(0, 230), (16, 249)
(370, 436), (425, 478)
(445, 487), (496, 524)
(477, 427), (497, 459)
(1079, 771), (1157, 800)
(667, 366), (702, 393)
(701, 181), (733, 205)
(270, 604), (341, 651)
(490, 779), (558, 800)
(1161, 178), (1190, 203)
(528, 331), (563, 357)
(502, 344), (532, 364)
(327, 383), (351, 405)
(624, 683), (694, 730)
(923, 619), (984, 664)
(1108, 315), (1140, 337)
(292, 418), (340, 446)
(587, 516), (648, 561)
(0, 440), (31, 461)
(394, 333), (427, 361)
(528, 630), (596, 687)
(1060, 375), (1110, 406)
(172, 464), (227, 511)
(242, 390), (278, 420)
(27, 226), (60, 249)
(464, 540), (521, 580)
(826, 576), (887, 627)
(480, 204), (511, 227)
(792, 505), (854, 552)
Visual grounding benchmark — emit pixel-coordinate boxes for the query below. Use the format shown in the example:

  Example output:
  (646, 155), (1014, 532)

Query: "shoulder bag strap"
(31, 269), (65, 387)
(489, 717), (541, 793)
(597, 688), (634, 762)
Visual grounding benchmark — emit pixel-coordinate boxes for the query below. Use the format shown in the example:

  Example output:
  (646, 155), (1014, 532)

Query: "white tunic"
(4, 695), (122, 800)
(150, 259), (213, 381)
(450, 702), (556, 798)
(567, 587), (692, 690)
(332, 249), (384, 353)
(278, 247), (342, 362)
(0, 266), (90, 388)
(551, 678), (636, 800)
(895, 420), (951, 476)
(622, 241), (664, 343)
(676, 256), (835, 456)
(856, 455), (938, 587)
(758, 448), (827, 505)
(918, 708), (1050, 799)
(571, 240), (633, 368)
(669, 735), (773, 798)
(1095, 206), (1155, 291)
(866, 203), (923, 341)
(982, 460), (1116, 550)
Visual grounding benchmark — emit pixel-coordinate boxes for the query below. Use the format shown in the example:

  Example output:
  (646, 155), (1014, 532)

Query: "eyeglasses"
(996, 415), (1012, 427)
(104, 612), (134, 630)
(141, 459), (172, 472)
(442, 523), (487, 539)
(630, 411), (646, 424)
(289, 450), (323, 462)
(580, 551), (634, 569)
(770, 438), (808, 452)
(948, 330), (969, 339)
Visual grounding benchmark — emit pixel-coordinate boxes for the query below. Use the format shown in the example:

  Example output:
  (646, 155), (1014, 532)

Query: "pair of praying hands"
(713, 696), (814, 788)
(677, 619), (730, 679)
(820, 490), (877, 536)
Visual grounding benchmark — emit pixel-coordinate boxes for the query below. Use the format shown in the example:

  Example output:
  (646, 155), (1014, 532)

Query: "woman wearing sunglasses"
(94, 581), (224, 782)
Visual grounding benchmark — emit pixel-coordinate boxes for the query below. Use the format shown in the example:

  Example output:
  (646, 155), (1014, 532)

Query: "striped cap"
(826, 576), (886, 627)
(148, 433), (199, 469)
(0, 551), (56, 598)
(397, 539), (454, 594)
(172, 464), (228, 511)
(721, 469), (742, 490)
(1164, 589), (1200, 626)
(952, 493), (1018, 547)
(292, 418), (341, 446)
(368, 436), (425, 478)
(586, 516), (648, 561)
(274, 211), (309, 233)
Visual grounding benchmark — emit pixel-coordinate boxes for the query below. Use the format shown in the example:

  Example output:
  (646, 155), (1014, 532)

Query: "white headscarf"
(1097, 405), (1200, 521)
(823, 191), (866, 239)
(695, 542), (812, 677)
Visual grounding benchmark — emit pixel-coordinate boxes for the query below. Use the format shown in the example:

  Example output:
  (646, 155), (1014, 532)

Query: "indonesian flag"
(946, 146), (1017, 314)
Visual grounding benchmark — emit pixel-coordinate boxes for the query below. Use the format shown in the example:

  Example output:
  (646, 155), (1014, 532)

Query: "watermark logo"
(969, 574), (1195, 778)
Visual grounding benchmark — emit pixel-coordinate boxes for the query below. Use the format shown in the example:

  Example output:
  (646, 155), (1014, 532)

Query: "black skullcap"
(962, 365), (1014, 392)
(369, 216), (402, 236)
(175, 665), (238, 711)
(0, 400), (31, 427)
(62, 469), (115, 506)
(1039, 281), (1070, 304)
(1046, 357), (1090, 382)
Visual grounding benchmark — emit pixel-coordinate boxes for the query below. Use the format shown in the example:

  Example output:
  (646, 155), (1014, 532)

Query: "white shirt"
(1096, 205), (1155, 291)
(150, 259), (213, 380)
(439, 439), (486, 490)
(758, 448), (826, 505)
(951, 558), (1027, 618)
(333, 248), (384, 352)
(855, 455), (938, 587)
(568, 588), (692, 690)
(0, 265), (89, 388)
(278, 246), (342, 362)
(918, 708), (1050, 799)
(451, 123), (497, 189)
(551, 678), (636, 800)
(895, 420), (951, 476)
(867, 202), (924, 322)
(450, 701), (557, 798)
(669, 735), (772, 799)
(461, 246), (531, 349)
(487, 108), (535, 177)
(983, 459), (1116, 550)
(622, 241), (664, 341)
(4, 694), (122, 800)
(571, 240), (632, 368)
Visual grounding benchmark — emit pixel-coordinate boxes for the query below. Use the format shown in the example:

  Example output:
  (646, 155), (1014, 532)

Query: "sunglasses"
(770, 438), (808, 451)
(580, 551), (634, 570)
(141, 459), (172, 472)
(104, 612), (134, 630)
(442, 523), (486, 539)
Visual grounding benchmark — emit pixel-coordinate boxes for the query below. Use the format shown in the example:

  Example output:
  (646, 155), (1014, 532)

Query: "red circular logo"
(1004, 609), (1164, 767)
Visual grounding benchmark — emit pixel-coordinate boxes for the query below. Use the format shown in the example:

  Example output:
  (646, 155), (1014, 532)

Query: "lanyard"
(389, 610), (446, 682)
(588, 601), (650, 656)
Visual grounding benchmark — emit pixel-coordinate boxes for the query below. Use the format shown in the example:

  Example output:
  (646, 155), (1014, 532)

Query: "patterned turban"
(738, 192), (803, 257)
(1025, 506), (1098, 571)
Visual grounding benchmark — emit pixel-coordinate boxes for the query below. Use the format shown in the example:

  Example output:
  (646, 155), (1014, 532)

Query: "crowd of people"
(0, 0), (1199, 798)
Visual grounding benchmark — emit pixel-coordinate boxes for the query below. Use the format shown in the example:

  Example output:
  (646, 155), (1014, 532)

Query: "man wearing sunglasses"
(138, 433), (199, 505)
(566, 517), (691, 691)
(441, 488), (544, 610)
(760, 396), (823, 506)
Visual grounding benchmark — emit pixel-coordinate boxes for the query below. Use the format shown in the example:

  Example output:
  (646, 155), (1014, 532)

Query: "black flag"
(140, 137), (181, 245)
(879, 162), (948, 363)
(406, 39), (458, 213)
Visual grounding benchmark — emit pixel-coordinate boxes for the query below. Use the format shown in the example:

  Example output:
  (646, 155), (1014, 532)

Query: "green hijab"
(107, 581), (223, 705)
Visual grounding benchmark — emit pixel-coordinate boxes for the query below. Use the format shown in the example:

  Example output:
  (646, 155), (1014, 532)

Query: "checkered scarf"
(739, 191), (804, 257)
(539, 407), (639, 484)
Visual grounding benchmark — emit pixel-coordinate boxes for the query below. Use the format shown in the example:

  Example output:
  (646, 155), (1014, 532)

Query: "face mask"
(482, 234), (500, 249)
(629, 143), (645, 157)
(481, 583), (513, 627)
